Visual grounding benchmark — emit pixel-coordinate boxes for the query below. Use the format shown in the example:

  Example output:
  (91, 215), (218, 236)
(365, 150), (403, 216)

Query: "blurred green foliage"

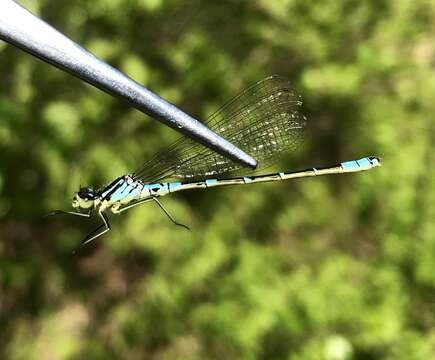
(1, 0), (435, 359)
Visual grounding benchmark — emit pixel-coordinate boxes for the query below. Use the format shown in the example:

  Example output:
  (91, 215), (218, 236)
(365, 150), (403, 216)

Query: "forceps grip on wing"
(0, 0), (257, 169)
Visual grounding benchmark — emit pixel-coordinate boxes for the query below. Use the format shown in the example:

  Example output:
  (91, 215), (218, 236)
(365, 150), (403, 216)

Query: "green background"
(1, 0), (434, 359)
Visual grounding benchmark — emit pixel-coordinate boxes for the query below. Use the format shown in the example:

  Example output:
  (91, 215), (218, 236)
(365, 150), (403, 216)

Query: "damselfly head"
(72, 186), (97, 209)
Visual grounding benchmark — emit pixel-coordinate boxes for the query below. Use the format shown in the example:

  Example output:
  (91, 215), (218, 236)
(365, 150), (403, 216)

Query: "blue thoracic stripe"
(107, 182), (129, 201)
(127, 184), (141, 199)
(101, 177), (124, 198)
(110, 182), (131, 202)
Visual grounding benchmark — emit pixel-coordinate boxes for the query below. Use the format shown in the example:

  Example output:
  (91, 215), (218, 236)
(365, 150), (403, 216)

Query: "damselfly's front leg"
(45, 209), (92, 218)
(77, 211), (111, 249)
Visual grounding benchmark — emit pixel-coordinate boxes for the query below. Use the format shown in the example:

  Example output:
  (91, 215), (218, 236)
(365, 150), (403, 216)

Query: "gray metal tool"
(0, 0), (257, 169)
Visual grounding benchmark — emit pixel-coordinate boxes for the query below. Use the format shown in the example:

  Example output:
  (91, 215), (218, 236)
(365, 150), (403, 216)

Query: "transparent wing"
(132, 75), (306, 182)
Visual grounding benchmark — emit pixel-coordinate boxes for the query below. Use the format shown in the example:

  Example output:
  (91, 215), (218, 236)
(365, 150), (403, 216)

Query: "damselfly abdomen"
(49, 75), (381, 247)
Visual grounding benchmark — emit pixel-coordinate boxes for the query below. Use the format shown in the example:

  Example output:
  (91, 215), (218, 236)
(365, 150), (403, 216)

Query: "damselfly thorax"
(72, 175), (172, 213)
(49, 75), (381, 249)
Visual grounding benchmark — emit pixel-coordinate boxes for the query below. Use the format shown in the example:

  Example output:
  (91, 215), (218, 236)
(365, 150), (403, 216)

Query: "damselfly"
(49, 75), (381, 246)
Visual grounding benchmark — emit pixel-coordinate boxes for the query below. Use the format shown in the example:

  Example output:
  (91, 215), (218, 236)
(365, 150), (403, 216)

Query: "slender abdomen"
(166, 156), (381, 194)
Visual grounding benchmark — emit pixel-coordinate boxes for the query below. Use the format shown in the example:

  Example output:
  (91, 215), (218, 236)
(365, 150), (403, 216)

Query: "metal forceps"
(0, 0), (257, 169)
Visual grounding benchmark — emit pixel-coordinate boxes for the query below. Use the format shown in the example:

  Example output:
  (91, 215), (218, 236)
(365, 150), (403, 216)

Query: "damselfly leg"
(80, 211), (111, 247)
(113, 197), (155, 214)
(115, 197), (190, 230)
(152, 197), (190, 230)
(45, 209), (92, 218)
